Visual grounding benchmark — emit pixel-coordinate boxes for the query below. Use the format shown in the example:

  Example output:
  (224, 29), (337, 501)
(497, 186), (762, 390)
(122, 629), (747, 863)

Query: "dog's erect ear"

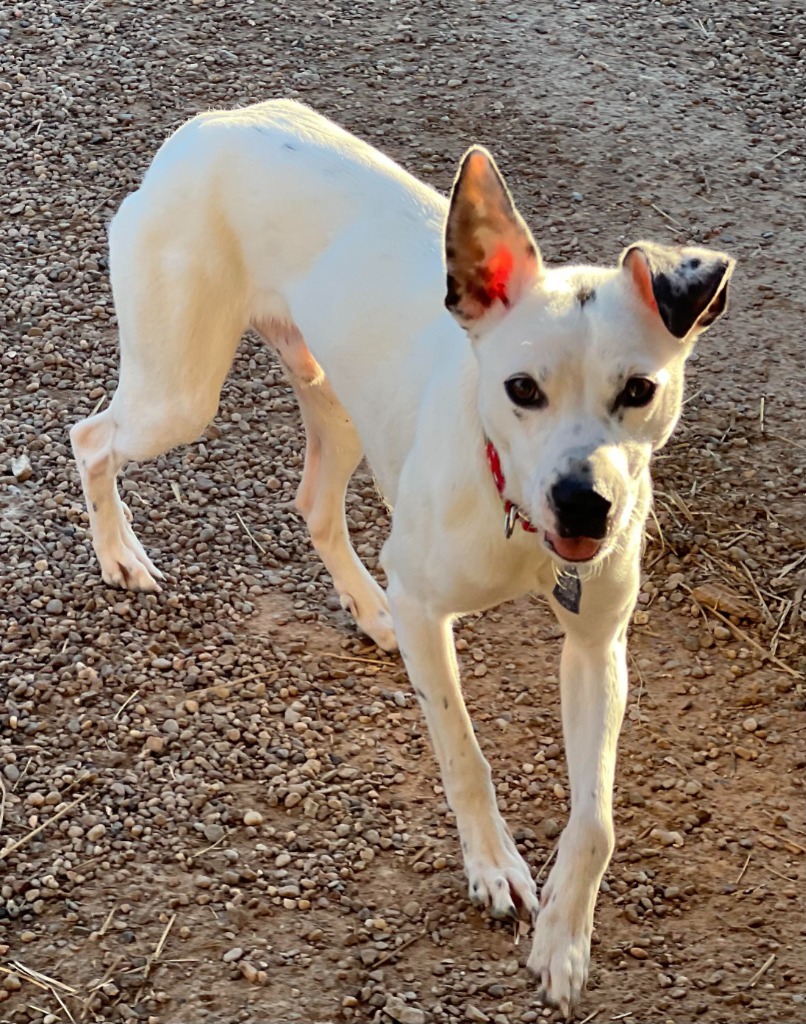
(621, 241), (735, 340)
(445, 147), (542, 330)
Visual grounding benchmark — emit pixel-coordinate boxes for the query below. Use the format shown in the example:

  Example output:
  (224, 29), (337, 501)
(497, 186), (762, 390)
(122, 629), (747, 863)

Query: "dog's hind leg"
(71, 196), (246, 591)
(71, 349), (238, 591)
(261, 322), (397, 651)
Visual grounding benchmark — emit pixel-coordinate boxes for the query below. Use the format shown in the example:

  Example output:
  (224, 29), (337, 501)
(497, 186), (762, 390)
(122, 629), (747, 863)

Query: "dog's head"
(444, 147), (735, 567)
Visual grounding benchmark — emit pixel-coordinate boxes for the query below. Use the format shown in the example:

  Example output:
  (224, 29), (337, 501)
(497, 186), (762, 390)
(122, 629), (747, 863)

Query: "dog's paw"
(527, 907), (591, 1016)
(463, 828), (538, 922)
(98, 535), (163, 592)
(340, 592), (398, 652)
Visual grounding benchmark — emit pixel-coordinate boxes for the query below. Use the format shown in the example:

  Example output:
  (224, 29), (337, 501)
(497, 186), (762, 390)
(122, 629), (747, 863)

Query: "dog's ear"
(621, 241), (735, 340)
(445, 147), (542, 330)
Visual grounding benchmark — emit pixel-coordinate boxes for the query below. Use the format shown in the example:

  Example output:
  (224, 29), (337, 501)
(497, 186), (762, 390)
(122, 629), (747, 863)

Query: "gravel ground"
(1, 1), (805, 1022)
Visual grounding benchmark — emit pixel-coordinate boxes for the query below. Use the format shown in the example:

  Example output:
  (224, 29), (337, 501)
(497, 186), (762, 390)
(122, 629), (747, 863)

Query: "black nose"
(550, 477), (611, 539)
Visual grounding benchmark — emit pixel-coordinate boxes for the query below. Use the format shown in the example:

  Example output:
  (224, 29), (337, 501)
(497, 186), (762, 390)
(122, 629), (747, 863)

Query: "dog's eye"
(619, 376), (657, 409)
(505, 374), (547, 409)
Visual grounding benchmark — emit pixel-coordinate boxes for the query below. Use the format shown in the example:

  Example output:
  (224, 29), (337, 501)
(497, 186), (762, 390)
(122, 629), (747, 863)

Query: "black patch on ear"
(694, 277), (729, 330)
(630, 242), (733, 340)
(445, 274), (462, 315)
(652, 261), (728, 339)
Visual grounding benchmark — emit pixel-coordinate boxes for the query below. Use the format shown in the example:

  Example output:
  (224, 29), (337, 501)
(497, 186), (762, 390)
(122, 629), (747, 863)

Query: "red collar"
(484, 437), (538, 538)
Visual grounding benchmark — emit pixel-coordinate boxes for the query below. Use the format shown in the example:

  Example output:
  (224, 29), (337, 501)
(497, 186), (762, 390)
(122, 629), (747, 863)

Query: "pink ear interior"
(486, 244), (515, 307)
(625, 248), (659, 315)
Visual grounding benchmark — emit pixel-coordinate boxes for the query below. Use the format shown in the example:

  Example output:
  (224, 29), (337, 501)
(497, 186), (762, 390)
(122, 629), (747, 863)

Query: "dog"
(70, 99), (734, 1012)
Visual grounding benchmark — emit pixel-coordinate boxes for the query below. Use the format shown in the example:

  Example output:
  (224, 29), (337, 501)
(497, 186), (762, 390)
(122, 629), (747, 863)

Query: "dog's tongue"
(547, 533), (601, 562)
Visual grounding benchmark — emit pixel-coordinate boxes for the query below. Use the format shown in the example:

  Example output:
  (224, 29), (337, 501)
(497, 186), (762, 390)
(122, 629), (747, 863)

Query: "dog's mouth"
(544, 531), (603, 563)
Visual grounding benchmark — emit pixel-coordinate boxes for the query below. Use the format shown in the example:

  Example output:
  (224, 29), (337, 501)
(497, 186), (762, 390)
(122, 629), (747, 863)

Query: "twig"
(770, 599), (792, 658)
(766, 146), (791, 164)
(321, 651), (395, 667)
(188, 667), (280, 699)
(0, 776), (6, 833)
(10, 962), (78, 995)
(12, 755), (34, 792)
(764, 864), (798, 882)
(0, 964), (48, 992)
(144, 913), (176, 980)
(735, 851), (752, 884)
(0, 793), (88, 861)
(683, 385), (706, 406)
(234, 510), (266, 553)
(773, 551), (806, 582)
(54, 987), (76, 1023)
(756, 828), (806, 854)
(371, 928), (427, 968)
(113, 689), (140, 722)
(693, 601), (801, 679)
(759, 396), (765, 434)
(739, 562), (775, 626)
(97, 905), (117, 937)
(650, 202), (685, 229)
(768, 432), (806, 453)
(579, 1010), (600, 1024)
(2, 516), (49, 554)
(747, 952), (775, 988)
(536, 840), (559, 883)
(193, 832), (228, 859)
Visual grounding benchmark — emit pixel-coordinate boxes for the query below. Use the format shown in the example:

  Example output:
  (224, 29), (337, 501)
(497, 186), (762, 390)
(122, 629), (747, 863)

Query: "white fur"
(70, 99), (731, 1013)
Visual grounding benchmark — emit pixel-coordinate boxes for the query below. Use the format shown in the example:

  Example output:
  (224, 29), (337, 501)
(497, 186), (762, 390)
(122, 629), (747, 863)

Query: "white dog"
(70, 100), (734, 1012)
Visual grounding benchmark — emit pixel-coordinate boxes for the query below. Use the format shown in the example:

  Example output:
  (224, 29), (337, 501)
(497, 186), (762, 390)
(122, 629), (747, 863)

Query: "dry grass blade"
(536, 840), (559, 883)
(668, 488), (694, 522)
(10, 962), (78, 996)
(234, 510), (266, 553)
(739, 562), (776, 626)
(747, 952), (775, 988)
(371, 928), (427, 969)
(0, 964), (48, 992)
(97, 905), (117, 938)
(773, 551), (806, 582)
(693, 600), (802, 679)
(54, 988), (77, 1022)
(321, 651), (395, 667)
(650, 202), (684, 228)
(770, 599), (793, 658)
(188, 667), (280, 699)
(735, 851), (752, 884)
(2, 515), (49, 554)
(113, 689), (140, 722)
(143, 913), (177, 981)
(0, 775), (6, 833)
(0, 793), (88, 861)
(768, 431), (806, 453)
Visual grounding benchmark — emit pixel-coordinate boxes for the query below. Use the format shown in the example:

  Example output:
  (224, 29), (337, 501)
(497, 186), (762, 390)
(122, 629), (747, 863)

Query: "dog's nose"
(550, 476), (611, 539)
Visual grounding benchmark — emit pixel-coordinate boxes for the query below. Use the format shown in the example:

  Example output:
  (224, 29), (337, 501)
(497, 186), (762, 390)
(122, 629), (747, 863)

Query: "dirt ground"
(2, 0), (805, 1022)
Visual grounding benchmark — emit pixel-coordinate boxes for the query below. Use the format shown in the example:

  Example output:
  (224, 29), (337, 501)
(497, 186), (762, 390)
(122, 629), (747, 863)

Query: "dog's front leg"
(528, 583), (634, 1014)
(388, 578), (539, 922)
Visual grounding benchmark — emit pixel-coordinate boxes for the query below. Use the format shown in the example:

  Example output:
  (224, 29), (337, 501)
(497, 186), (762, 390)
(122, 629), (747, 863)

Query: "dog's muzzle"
(546, 476), (611, 562)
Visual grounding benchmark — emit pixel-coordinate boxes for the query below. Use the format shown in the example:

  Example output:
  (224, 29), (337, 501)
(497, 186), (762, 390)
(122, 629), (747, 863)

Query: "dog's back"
(109, 99), (464, 497)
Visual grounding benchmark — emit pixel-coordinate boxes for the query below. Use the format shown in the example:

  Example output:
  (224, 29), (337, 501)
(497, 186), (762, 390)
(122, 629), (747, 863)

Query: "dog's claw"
(339, 591), (398, 651)
(462, 826), (539, 926)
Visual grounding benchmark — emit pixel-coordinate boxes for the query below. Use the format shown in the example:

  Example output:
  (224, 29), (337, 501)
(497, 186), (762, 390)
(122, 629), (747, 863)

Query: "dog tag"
(552, 569), (581, 614)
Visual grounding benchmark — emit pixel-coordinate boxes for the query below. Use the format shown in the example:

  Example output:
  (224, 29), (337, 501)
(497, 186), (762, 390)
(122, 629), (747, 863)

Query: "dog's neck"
(484, 437), (538, 539)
